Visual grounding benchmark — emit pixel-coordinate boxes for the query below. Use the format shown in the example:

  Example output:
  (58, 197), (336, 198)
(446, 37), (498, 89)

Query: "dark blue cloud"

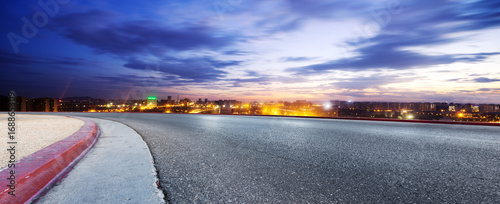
(0, 49), (90, 70)
(222, 50), (252, 55)
(477, 88), (500, 91)
(474, 78), (500, 83)
(332, 75), (416, 90)
(52, 10), (240, 55)
(286, 0), (370, 19)
(260, 18), (303, 34)
(47, 9), (246, 84)
(228, 77), (271, 87)
(94, 74), (147, 85)
(453, 0), (500, 31)
(93, 74), (188, 88)
(123, 56), (240, 82)
(287, 0), (500, 74)
(288, 50), (500, 73)
(253, 0), (371, 34)
(245, 71), (260, 77)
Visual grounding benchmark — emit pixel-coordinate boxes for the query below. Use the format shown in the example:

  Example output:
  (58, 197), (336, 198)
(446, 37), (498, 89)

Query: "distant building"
(32, 97), (58, 112)
(159, 96), (174, 106)
(293, 100), (311, 108)
(419, 103), (436, 112)
(214, 99), (242, 114)
(449, 105), (456, 112)
(58, 97), (106, 112)
(167, 96), (173, 104)
(16, 96), (32, 112)
(479, 104), (498, 113)
(435, 103), (449, 112)
(181, 98), (190, 106)
(147, 96), (157, 107)
(215, 100), (241, 108)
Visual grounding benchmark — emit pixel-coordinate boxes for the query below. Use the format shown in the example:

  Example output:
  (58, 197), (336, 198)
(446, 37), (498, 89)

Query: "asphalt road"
(36, 113), (500, 203)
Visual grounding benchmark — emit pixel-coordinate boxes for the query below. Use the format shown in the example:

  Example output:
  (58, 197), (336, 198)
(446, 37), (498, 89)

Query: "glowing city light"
(323, 102), (332, 110)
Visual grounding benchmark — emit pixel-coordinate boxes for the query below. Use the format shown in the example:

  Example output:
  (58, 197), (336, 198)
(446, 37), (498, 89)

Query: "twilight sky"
(1, 0), (500, 103)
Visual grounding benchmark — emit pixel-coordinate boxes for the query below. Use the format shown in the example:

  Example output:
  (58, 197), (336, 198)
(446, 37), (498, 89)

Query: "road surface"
(32, 113), (500, 203)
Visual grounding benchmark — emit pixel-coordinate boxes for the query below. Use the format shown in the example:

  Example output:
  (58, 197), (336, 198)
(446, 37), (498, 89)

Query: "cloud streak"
(474, 77), (500, 83)
(123, 56), (241, 82)
(53, 10), (240, 55)
(287, 0), (500, 75)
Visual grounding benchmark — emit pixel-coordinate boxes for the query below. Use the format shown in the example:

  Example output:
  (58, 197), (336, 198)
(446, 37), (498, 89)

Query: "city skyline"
(7, 94), (500, 105)
(6, 94), (499, 123)
(1, 0), (500, 103)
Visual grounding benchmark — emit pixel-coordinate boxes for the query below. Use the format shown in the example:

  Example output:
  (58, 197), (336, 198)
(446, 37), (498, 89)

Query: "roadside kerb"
(0, 116), (100, 203)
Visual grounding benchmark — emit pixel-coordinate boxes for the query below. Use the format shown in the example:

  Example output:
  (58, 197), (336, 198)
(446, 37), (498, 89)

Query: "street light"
(323, 102), (332, 110)
(406, 114), (414, 119)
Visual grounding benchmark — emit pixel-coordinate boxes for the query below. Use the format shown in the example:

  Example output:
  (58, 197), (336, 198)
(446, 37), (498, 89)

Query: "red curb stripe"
(0, 117), (100, 203)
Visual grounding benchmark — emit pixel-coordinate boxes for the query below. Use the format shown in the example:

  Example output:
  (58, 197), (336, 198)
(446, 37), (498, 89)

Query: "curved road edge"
(36, 117), (166, 204)
(0, 116), (100, 203)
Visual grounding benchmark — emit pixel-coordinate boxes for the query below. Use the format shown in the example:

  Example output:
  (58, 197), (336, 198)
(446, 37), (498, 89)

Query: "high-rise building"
(167, 96), (173, 105)
(479, 104), (496, 113)
(32, 97), (58, 112)
(16, 96), (32, 112)
(419, 103), (436, 112)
